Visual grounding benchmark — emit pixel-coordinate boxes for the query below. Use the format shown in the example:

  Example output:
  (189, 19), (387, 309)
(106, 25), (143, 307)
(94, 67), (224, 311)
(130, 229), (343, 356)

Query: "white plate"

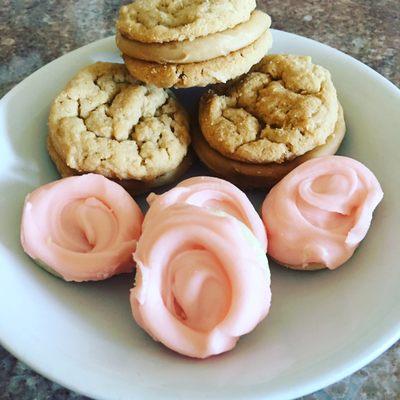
(0, 30), (399, 400)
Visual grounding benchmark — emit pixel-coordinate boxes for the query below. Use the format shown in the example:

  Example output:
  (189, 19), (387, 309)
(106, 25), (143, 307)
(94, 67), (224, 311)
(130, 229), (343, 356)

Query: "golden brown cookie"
(199, 54), (340, 163)
(192, 105), (345, 189)
(117, 0), (256, 43)
(123, 30), (273, 88)
(48, 62), (191, 188)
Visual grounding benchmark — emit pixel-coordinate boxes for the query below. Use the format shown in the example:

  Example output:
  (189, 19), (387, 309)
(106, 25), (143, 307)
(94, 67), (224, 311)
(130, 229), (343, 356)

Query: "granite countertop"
(0, 1), (399, 399)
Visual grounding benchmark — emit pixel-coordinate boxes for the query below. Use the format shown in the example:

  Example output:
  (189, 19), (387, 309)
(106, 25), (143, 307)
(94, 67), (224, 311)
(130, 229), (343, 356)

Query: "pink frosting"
(145, 176), (267, 250)
(131, 204), (271, 358)
(262, 156), (383, 269)
(21, 174), (143, 282)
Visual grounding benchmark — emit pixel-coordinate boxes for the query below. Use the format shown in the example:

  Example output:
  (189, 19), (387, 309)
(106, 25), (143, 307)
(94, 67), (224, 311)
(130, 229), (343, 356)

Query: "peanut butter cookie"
(123, 30), (273, 88)
(192, 105), (345, 189)
(117, 0), (256, 43)
(199, 55), (340, 164)
(48, 62), (191, 189)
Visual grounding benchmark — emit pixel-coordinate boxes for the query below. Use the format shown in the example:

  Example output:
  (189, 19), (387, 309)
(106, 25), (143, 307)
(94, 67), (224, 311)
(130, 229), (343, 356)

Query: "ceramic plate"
(0, 30), (399, 400)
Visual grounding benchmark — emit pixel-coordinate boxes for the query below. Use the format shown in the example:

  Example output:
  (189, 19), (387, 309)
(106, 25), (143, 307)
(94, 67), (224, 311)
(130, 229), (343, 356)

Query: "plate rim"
(1, 30), (399, 400)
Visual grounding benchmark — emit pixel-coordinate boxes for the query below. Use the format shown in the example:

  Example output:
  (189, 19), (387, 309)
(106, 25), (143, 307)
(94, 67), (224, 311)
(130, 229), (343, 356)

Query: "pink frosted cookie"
(21, 174), (143, 282)
(145, 176), (267, 250)
(131, 204), (271, 358)
(262, 156), (383, 270)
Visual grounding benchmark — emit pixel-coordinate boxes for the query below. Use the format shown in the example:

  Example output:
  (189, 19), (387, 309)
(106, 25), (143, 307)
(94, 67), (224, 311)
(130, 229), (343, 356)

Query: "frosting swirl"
(131, 204), (270, 358)
(262, 156), (383, 269)
(21, 174), (143, 281)
(146, 176), (267, 250)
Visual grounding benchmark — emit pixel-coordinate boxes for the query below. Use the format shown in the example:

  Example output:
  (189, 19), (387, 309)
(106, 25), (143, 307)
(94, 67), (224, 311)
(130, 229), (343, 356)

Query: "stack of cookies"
(47, 1), (346, 194)
(116, 0), (273, 88)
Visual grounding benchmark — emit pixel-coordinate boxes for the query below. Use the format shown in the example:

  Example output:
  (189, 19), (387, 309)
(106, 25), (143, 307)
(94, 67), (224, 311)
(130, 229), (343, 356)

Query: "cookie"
(192, 105), (345, 189)
(261, 156), (383, 271)
(117, 0), (256, 43)
(199, 55), (340, 163)
(116, 0), (273, 89)
(123, 30), (273, 88)
(21, 174), (144, 282)
(48, 62), (191, 189)
(131, 203), (271, 358)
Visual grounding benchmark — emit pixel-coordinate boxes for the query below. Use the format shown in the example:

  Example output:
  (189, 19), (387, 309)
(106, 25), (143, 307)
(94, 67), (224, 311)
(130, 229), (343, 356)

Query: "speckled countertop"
(0, 1), (399, 399)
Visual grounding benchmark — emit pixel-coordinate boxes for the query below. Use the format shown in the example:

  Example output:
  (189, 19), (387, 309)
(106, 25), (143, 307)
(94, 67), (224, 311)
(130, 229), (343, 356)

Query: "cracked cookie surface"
(123, 30), (273, 88)
(199, 54), (339, 163)
(48, 62), (190, 180)
(117, 0), (256, 43)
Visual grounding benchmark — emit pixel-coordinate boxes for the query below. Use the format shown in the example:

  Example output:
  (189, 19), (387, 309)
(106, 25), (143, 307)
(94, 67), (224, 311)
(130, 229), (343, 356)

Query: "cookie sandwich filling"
(116, 10), (271, 64)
